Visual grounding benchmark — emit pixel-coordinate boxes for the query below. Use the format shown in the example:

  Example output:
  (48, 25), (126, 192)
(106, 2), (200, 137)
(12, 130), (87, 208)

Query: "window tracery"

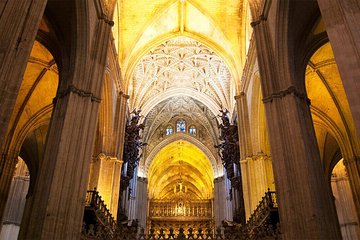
(176, 120), (186, 132)
(166, 126), (173, 135)
(189, 126), (196, 135)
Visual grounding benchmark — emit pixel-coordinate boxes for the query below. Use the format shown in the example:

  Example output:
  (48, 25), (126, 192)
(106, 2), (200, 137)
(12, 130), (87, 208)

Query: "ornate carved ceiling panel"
(142, 95), (218, 143)
(130, 36), (234, 113)
(138, 95), (222, 177)
(113, 0), (251, 87)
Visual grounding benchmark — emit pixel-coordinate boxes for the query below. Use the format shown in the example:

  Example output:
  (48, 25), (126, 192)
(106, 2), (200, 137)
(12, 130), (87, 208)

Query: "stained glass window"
(166, 126), (173, 135)
(189, 126), (196, 135)
(176, 120), (186, 132)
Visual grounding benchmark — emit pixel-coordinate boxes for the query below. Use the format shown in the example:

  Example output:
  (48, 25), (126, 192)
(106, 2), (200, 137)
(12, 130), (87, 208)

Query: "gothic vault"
(0, 0), (360, 239)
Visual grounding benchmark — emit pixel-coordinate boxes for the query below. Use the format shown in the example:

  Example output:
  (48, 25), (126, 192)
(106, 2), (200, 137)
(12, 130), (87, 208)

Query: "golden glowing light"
(148, 140), (214, 200)
(113, 0), (252, 94)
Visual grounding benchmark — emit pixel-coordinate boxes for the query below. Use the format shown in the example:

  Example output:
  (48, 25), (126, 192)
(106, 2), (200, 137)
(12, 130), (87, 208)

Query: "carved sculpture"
(122, 109), (146, 186)
(118, 109), (146, 222)
(215, 109), (245, 223)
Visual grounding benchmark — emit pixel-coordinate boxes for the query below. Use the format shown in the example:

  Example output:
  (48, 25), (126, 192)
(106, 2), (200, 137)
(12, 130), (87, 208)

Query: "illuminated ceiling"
(111, 0), (252, 189)
(147, 140), (214, 200)
(6, 41), (58, 151)
(306, 42), (359, 164)
(139, 96), (222, 178)
(113, 0), (252, 95)
(129, 36), (234, 116)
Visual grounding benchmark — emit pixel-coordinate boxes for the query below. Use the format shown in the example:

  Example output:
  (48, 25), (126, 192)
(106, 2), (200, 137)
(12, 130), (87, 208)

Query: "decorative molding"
(262, 86), (311, 105)
(214, 176), (225, 183)
(240, 154), (271, 163)
(2, 221), (21, 226)
(250, 14), (267, 28)
(137, 177), (148, 183)
(93, 153), (122, 163)
(119, 91), (130, 99)
(234, 92), (246, 100)
(130, 36), (233, 111)
(239, 33), (258, 93)
(98, 15), (114, 26)
(55, 85), (101, 103)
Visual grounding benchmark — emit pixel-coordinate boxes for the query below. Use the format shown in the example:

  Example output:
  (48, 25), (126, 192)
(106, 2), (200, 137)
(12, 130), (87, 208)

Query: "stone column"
(240, 153), (274, 220)
(18, 1), (114, 238)
(317, 0), (360, 135)
(88, 153), (123, 218)
(235, 94), (253, 159)
(224, 176), (233, 221)
(127, 173), (138, 221)
(214, 176), (233, 228)
(0, 149), (18, 222)
(0, 158), (29, 240)
(135, 177), (148, 230)
(0, 0), (47, 148)
(87, 90), (128, 219)
(235, 93), (274, 220)
(114, 93), (129, 160)
(251, 5), (342, 239)
(344, 157), (360, 221)
(331, 160), (360, 239)
(214, 177), (225, 228)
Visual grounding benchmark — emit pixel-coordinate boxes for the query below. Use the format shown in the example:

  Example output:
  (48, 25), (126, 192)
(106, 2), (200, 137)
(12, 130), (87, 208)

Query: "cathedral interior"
(0, 0), (360, 239)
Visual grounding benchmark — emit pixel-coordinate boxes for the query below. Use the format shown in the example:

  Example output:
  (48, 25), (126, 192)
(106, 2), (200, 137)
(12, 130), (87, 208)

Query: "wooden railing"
(82, 190), (281, 240)
(85, 190), (117, 231)
(247, 189), (278, 228)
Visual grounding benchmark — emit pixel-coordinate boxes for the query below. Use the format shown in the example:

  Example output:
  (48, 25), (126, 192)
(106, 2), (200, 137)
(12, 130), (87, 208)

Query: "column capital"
(252, 152), (271, 161)
(93, 153), (123, 163)
(119, 91), (130, 99)
(234, 92), (246, 100)
(137, 177), (148, 183)
(214, 176), (225, 183)
(240, 157), (251, 164)
(262, 85), (311, 105)
(249, 0), (271, 28)
(54, 84), (101, 104)
(94, 0), (114, 26)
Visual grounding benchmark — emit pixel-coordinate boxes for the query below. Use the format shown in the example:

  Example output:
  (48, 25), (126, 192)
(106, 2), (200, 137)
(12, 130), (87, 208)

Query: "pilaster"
(235, 93), (253, 158)
(88, 153), (123, 218)
(114, 92), (129, 159)
(240, 154), (274, 220)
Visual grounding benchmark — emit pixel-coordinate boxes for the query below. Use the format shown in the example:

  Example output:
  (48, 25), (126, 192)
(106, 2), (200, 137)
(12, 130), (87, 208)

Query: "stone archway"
(147, 140), (215, 233)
